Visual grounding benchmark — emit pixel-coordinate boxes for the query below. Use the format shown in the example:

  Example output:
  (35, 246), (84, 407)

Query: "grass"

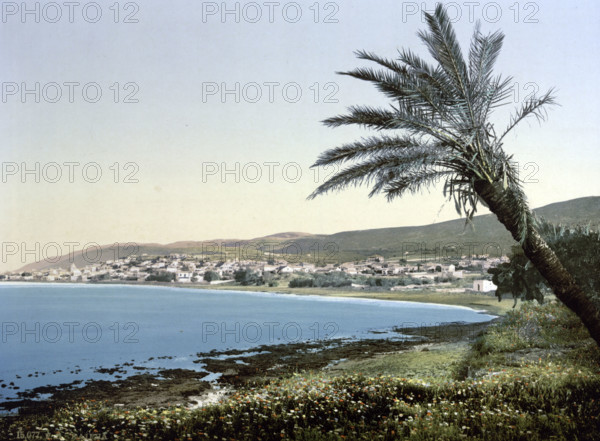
(2, 301), (598, 440)
(455, 300), (600, 378)
(323, 342), (471, 381)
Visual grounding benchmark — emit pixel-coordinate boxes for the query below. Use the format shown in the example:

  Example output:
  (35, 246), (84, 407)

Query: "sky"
(1, 0), (599, 271)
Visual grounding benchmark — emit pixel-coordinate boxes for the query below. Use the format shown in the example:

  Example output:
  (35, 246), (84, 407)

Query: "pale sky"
(1, 0), (599, 271)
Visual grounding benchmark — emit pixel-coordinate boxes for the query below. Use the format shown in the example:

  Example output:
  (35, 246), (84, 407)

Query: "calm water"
(0, 283), (494, 402)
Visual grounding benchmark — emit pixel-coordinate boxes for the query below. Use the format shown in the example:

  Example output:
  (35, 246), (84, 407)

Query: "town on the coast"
(1, 250), (507, 294)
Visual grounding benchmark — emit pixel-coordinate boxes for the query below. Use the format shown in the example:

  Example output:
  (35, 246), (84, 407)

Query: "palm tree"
(309, 4), (600, 346)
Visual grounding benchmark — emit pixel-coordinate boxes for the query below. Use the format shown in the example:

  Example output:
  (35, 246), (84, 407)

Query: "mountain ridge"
(16, 196), (600, 272)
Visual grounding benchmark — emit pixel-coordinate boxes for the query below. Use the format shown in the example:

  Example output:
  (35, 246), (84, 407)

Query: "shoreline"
(1, 319), (498, 416)
(0, 279), (510, 315)
(0, 281), (506, 415)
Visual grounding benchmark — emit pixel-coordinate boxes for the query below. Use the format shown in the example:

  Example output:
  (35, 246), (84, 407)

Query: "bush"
(289, 278), (314, 288)
(489, 221), (600, 307)
(234, 269), (264, 286)
(146, 271), (175, 282)
(203, 271), (220, 282)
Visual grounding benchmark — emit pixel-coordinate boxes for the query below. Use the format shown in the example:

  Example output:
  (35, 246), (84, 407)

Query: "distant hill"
(292, 196), (600, 261)
(16, 196), (600, 272)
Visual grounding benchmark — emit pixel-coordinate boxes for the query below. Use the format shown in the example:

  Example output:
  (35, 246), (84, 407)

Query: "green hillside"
(275, 196), (600, 262)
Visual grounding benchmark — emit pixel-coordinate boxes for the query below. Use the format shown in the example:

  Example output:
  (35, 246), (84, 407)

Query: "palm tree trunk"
(475, 180), (600, 347)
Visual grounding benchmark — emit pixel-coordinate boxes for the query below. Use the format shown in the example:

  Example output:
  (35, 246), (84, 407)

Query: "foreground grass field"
(2, 301), (599, 440)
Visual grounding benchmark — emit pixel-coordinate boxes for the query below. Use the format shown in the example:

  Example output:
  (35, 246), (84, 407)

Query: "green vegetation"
(289, 273), (352, 288)
(203, 271), (220, 282)
(234, 268), (265, 286)
(146, 271), (175, 282)
(288, 273), (438, 289)
(457, 301), (600, 377)
(325, 342), (471, 380)
(3, 301), (598, 440)
(490, 222), (600, 307)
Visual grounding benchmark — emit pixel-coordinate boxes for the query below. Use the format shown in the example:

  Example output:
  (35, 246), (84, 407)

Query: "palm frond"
(308, 147), (445, 200)
(354, 50), (408, 75)
(497, 89), (557, 145)
(383, 169), (452, 201)
(443, 174), (480, 220)
(312, 135), (428, 167)
(468, 24), (509, 125)
(418, 5), (471, 113)
(339, 67), (407, 100)
(397, 49), (457, 104)
(322, 106), (397, 130)
(469, 24), (504, 93)
(390, 100), (462, 142)
(474, 74), (514, 122)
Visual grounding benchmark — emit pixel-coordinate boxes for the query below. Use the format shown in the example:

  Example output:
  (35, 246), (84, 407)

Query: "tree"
(490, 221), (600, 308)
(234, 268), (264, 286)
(146, 271), (175, 282)
(203, 271), (220, 282)
(309, 5), (600, 346)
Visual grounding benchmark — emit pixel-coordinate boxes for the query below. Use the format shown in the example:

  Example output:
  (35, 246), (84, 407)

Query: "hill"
(17, 196), (600, 272)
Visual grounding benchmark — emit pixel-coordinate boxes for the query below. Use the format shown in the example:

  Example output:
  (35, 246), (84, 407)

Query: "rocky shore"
(1, 319), (498, 416)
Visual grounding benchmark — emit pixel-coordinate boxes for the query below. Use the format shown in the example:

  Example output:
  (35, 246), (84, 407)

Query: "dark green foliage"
(146, 271), (175, 282)
(289, 272), (353, 288)
(363, 276), (416, 288)
(539, 222), (600, 302)
(203, 271), (220, 282)
(287, 273), (434, 289)
(488, 246), (546, 305)
(489, 221), (600, 307)
(289, 278), (315, 288)
(234, 268), (264, 286)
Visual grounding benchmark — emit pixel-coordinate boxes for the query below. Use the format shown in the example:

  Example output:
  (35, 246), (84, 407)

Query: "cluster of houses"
(1, 253), (505, 292)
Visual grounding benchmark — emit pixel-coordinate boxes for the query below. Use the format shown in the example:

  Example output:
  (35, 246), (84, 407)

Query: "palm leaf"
(312, 135), (428, 167)
(497, 89), (557, 145)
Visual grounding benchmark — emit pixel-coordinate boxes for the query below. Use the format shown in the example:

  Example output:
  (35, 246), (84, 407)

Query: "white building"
(473, 280), (497, 292)
(70, 263), (82, 281)
(176, 271), (193, 283)
(443, 269), (464, 279)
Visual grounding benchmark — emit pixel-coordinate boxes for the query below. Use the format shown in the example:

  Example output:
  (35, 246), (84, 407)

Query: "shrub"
(146, 271), (175, 282)
(203, 271), (220, 282)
